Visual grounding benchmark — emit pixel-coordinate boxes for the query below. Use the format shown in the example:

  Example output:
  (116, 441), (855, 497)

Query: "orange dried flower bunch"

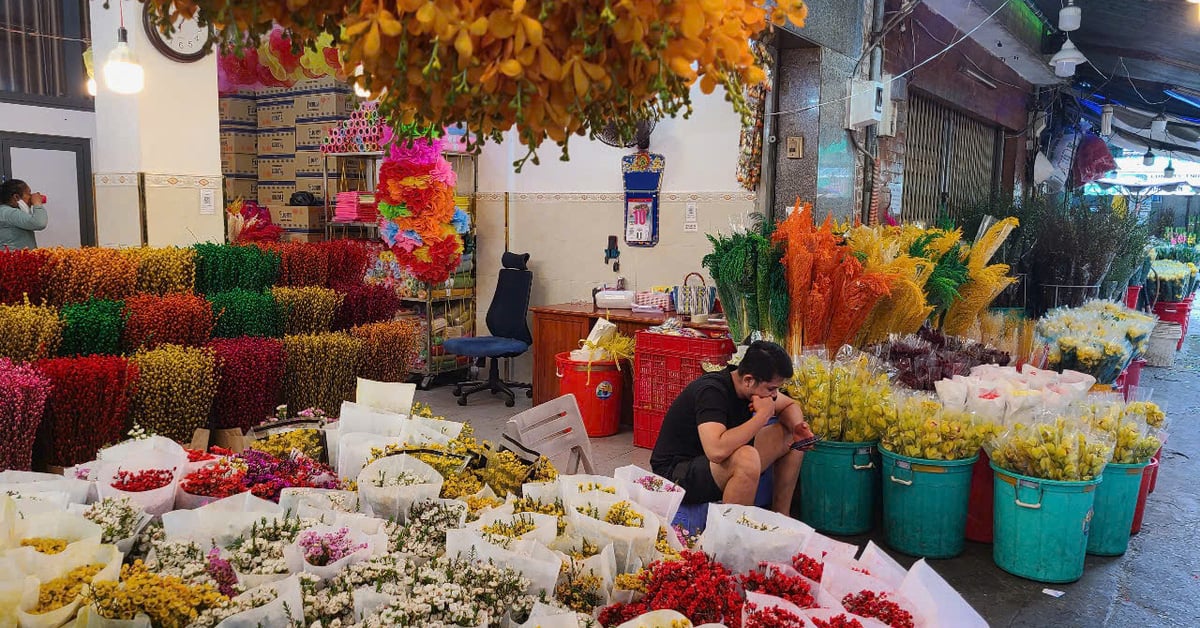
(44, 247), (137, 307)
(144, 0), (808, 168)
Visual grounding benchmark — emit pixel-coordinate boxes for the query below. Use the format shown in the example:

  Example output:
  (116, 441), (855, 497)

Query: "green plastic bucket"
(799, 440), (879, 535)
(880, 448), (977, 558)
(1087, 461), (1150, 556)
(991, 462), (1102, 583)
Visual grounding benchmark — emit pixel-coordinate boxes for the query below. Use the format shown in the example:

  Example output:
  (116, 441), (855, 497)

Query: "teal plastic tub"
(1087, 461), (1150, 556)
(799, 440), (879, 535)
(991, 462), (1102, 583)
(881, 448), (977, 558)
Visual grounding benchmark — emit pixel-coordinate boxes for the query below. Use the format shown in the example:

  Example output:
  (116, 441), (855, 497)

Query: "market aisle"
(416, 338), (1198, 626)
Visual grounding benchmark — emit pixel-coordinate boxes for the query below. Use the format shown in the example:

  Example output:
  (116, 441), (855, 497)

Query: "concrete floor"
(417, 335), (1200, 627)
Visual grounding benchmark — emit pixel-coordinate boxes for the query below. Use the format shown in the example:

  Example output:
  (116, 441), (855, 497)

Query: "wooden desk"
(530, 303), (728, 421)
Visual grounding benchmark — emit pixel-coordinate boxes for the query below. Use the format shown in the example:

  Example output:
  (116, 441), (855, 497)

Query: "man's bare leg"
(753, 421), (804, 515)
(709, 445), (761, 506)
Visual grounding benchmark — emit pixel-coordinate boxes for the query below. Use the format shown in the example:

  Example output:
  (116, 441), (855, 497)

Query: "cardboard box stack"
(218, 77), (356, 243)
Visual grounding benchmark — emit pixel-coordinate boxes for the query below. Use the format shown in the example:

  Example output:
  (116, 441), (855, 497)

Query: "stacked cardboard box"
(219, 78), (355, 242)
(219, 92), (258, 204)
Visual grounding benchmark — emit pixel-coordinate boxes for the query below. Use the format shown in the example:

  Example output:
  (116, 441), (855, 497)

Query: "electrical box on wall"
(846, 78), (891, 130)
(877, 74), (898, 137)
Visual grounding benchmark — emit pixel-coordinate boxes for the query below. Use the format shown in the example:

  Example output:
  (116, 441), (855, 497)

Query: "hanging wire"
(767, 0), (1014, 119)
(0, 25), (90, 44)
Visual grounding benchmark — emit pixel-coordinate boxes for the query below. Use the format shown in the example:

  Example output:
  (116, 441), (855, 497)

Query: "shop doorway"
(0, 131), (94, 247)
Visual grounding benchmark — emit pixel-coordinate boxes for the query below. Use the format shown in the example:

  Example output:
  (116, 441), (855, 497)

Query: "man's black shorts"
(668, 455), (724, 505)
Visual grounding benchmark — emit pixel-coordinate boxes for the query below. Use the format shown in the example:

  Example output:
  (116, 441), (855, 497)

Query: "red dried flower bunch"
(598, 551), (745, 628)
(0, 248), (51, 305)
(321, 240), (373, 287)
(741, 563), (816, 609)
(349, 319), (421, 383)
(812, 615), (864, 628)
(35, 356), (138, 468)
(180, 459), (247, 498)
(841, 591), (914, 628)
(209, 337), (285, 432)
(123, 294), (215, 351)
(186, 448), (216, 462)
(261, 242), (332, 288)
(331, 283), (402, 331)
(744, 604), (807, 628)
(791, 552), (824, 582)
(111, 468), (174, 492)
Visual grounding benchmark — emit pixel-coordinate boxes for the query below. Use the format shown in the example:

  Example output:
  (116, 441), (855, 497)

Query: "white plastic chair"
(501, 394), (595, 474)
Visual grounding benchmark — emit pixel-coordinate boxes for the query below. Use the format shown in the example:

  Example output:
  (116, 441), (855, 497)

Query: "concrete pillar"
(90, 0), (223, 247)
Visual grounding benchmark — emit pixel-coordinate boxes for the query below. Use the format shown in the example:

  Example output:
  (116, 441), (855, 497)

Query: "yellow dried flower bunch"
(464, 494), (503, 520)
(121, 247), (196, 295)
(282, 332), (363, 414)
(130, 344), (218, 442)
(614, 570), (648, 593)
(31, 563), (105, 614)
(655, 527), (682, 561)
(440, 472), (483, 500)
(20, 538), (68, 555)
(481, 514), (538, 546)
(250, 429), (324, 461)
(0, 300), (62, 362)
(603, 500), (645, 528)
(578, 482), (617, 494)
(86, 561), (227, 628)
(272, 286), (343, 335)
(511, 496), (567, 535)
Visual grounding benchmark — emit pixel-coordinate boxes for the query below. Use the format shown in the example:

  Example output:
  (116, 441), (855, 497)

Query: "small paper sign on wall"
(625, 196), (657, 246)
(621, 151), (664, 247)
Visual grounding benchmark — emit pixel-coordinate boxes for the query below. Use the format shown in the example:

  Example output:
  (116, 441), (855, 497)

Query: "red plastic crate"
(1153, 301), (1191, 350)
(633, 331), (735, 416)
(633, 408), (666, 449)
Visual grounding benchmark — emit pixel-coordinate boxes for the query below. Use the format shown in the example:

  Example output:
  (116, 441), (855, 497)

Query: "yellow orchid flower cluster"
(147, 0), (807, 169)
(989, 416), (1112, 482)
(881, 395), (999, 461)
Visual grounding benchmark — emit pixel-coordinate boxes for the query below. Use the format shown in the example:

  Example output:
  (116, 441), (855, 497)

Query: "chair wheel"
(505, 398), (516, 408)
(526, 389), (533, 398)
(451, 388), (462, 397)
(457, 396), (468, 406)
(490, 389), (499, 395)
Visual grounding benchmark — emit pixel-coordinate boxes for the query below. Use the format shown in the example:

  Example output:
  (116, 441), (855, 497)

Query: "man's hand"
(749, 394), (776, 420)
(791, 418), (815, 443)
(31, 193), (46, 205)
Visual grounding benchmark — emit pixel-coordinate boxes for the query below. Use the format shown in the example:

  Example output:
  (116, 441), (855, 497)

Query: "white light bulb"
(1059, 1), (1081, 31)
(1054, 61), (1076, 78)
(103, 29), (143, 95)
(86, 77), (97, 96)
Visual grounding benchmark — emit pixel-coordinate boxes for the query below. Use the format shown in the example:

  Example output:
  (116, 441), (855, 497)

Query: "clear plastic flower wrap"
(699, 504), (815, 576)
(987, 411), (1114, 481)
(356, 454), (443, 522)
(881, 394), (996, 461)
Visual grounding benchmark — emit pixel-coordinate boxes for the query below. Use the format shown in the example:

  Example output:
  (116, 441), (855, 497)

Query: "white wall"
(474, 86), (756, 379)
(0, 102), (97, 148)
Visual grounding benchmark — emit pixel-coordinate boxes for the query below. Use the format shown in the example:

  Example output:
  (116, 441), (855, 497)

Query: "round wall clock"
(142, 5), (212, 63)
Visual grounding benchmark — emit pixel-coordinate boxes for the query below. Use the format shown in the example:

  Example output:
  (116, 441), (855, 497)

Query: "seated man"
(650, 340), (813, 514)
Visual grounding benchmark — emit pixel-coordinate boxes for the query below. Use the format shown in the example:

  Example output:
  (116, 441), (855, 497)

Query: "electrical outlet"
(786, 136), (803, 159)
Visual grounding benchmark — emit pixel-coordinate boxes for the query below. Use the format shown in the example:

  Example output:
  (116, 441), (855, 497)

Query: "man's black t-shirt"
(650, 367), (751, 477)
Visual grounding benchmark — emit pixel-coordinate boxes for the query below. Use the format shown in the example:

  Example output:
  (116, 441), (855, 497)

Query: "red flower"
(123, 294), (215, 351)
(186, 448), (215, 462)
(257, 242), (331, 287)
(331, 283), (402, 331)
(0, 249), (51, 305)
(598, 551), (744, 628)
(321, 240), (373, 286)
(111, 468), (173, 492)
(34, 356), (138, 468)
(791, 552), (824, 582)
(841, 591), (914, 628)
(812, 615), (865, 628)
(180, 460), (246, 498)
(744, 604), (807, 628)
(208, 337), (286, 432)
(740, 563), (816, 609)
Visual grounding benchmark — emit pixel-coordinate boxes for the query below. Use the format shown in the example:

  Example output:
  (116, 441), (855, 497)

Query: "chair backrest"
(486, 252), (533, 344)
(502, 394), (594, 474)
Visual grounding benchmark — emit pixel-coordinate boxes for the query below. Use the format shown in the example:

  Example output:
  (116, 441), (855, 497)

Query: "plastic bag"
(563, 492), (658, 573)
(282, 524), (382, 581)
(470, 511), (559, 547)
(558, 475), (628, 501)
(407, 416), (465, 443)
(355, 378), (416, 416)
(66, 504), (152, 556)
(338, 401), (407, 437)
(0, 574), (22, 628)
(97, 436), (186, 467)
(336, 432), (402, 482)
(16, 544), (121, 628)
(856, 542), (907, 590)
(742, 591), (808, 627)
(279, 488), (361, 517)
(516, 602), (583, 628)
(357, 455), (443, 522)
(445, 529), (561, 594)
(699, 504), (813, 575)
(798, 531), (860, 564)
(75, 606), (152, 628)
(8, 512), (102, 561)
(161, 493), (283, 548)
(214, 575), (305, 628)
(95, 451), (181, 517)
(613, 465), (685, 527)
(615, 610), (690, 628)
(898, 559), (987, 628)
(6, 537), (102, 584)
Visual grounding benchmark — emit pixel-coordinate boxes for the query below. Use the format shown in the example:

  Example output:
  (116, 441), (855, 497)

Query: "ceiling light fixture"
(1058, 0), (1082, 31)
(1165, 160), (1176, 178)
(958, 66), (998, 90)
(1101, 104), (1114, 136)
(1150, 114), (1168, 137)
(1144, 149), (1156, 167)
(1049, 38), (1086, 78)
(103, 0), (144, 95)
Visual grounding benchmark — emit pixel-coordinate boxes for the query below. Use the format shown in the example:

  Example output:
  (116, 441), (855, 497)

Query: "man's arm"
(697, 393), (774, 464)
(774, 392), (812, 440)
(0, 204), (47, 231)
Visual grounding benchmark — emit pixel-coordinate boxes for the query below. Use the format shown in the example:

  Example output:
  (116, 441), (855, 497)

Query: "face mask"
(17, 199), (30, 211)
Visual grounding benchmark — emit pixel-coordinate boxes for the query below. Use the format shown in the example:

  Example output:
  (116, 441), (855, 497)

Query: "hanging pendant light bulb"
(1059, 0), (1082, 31)
(1049, 38), (1086, 78)
(1144, 149), (1156, 167)
(1101, 104), (1114, 136)
(352, 64), (385, 99)
(103, 2), (143, 95)
(1150, 114), (1168, 137)
(1165, 160), (1176, 178)
(86, 78), (98, 96)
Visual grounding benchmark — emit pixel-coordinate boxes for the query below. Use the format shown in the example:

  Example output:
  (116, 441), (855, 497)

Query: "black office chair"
(443, 252), (534, 407)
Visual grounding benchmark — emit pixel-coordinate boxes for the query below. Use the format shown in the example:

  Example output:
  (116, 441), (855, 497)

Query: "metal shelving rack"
(320, 149), (479, 389)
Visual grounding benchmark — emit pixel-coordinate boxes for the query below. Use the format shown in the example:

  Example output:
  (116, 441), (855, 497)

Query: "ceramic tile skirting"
(475, 191), (757, 203)
(94, 173), (139, 187)
(94, 173), (222, 190)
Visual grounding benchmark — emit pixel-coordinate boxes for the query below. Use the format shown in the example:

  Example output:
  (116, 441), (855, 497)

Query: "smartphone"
(790, 434), (823, 451)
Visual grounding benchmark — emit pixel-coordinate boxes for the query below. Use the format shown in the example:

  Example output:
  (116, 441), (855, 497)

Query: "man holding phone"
(0, 179), (48, 250)
(650, 340), (815, 514)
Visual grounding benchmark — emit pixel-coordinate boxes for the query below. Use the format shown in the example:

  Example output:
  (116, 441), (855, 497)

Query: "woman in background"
(0, 179), (48, 250)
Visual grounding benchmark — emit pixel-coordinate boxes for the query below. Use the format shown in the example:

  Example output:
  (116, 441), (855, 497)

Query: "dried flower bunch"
(35, 356), (138, 467)
(272, 286), (344, 335)
(207, 289), (284, 338)
(0, 300), (62, 362)
(193, 243), (280, 295)
(0, 248), (52, 304)
(44, 247), (137, 306)
(130, 344), (219, 442)
(121, 246), (197, 295)
(282, 332), (363, 414)
(86, 561), (227, 627)
(58, 298), (125, 356)
(122, 294), (215, 351)
(350, 319), (422, 382)
(0, 357), (51, 470)
(208, 337), (286, 432)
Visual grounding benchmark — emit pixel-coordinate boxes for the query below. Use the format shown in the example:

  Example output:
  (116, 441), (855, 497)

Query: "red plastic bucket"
(1131, 458), (1158, 535)
(965, 450), (994, 543)
(556, 352), (622, 437)
(1125, 285), (1141, 309)
(1149, 446), (1162, 493)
